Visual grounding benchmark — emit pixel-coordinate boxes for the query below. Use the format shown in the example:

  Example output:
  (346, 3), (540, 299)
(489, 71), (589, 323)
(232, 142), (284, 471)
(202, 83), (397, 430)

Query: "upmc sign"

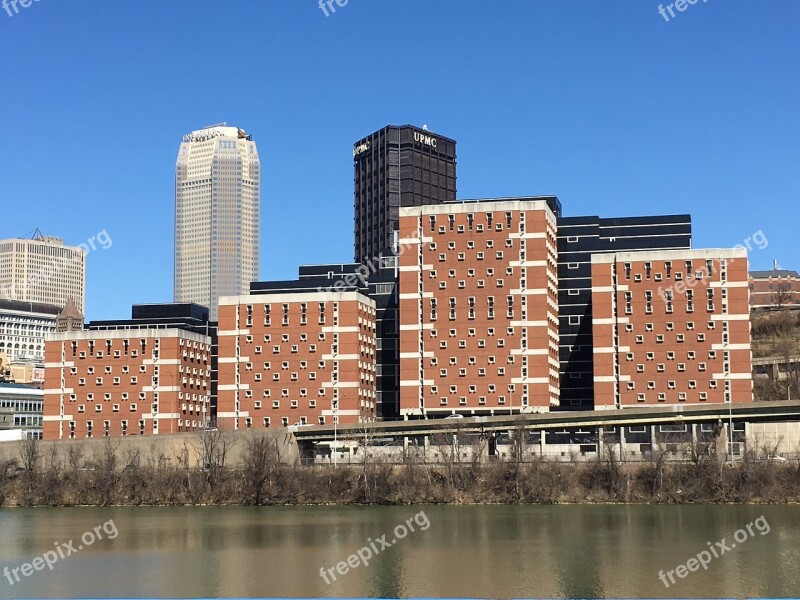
(413, 131), (437, 148)
(353, 141), (370, 157)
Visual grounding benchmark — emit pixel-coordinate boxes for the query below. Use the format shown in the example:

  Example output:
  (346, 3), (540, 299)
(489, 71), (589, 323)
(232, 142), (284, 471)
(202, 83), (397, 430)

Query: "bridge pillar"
(598, 426), (604, 457)
(539, 430), (545, 457)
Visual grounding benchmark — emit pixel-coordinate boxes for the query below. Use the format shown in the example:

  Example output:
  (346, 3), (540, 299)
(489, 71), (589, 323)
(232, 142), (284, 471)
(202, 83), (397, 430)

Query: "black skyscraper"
(353, 125), (457, 263)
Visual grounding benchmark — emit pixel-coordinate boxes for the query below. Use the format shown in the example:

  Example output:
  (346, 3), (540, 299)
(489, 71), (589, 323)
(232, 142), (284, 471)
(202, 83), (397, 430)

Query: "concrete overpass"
(293, 400), (800, 442)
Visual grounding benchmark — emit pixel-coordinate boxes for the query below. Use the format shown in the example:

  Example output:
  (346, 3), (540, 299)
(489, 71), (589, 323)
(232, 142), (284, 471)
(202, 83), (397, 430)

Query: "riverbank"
(2, 439), (799, 506)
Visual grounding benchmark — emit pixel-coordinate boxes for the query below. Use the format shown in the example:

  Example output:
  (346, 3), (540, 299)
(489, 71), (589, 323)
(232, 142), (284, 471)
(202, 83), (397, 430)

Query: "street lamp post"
(726, 395), (734, 463)
(789, 384), (793, 402)
(333, 399), (338, 469)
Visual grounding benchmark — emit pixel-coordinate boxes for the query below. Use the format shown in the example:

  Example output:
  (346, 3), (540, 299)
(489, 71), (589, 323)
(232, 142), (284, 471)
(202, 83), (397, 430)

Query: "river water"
(0, 505), (798, 598)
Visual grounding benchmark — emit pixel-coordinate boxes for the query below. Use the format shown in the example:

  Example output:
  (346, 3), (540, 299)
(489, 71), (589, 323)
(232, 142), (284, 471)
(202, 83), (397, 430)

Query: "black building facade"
(354, 125), (457, 264)
(556, 215), (692, 411)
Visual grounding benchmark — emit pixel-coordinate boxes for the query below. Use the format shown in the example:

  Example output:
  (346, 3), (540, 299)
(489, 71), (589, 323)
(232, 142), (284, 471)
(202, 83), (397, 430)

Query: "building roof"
(750, 269), (799, 279)
(57, 298), (84, 320)
(0, 382), (44, 395)
(0, 299), (62, 315)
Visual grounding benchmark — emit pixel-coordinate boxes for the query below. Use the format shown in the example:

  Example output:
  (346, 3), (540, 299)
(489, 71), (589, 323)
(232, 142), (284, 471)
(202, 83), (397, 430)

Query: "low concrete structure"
(0, 428), (300, 468)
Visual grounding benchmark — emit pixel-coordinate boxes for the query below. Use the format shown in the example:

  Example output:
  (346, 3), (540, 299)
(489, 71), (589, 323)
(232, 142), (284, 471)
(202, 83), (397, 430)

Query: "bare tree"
(241, 432), (280, 505)
(95, 437), (120, 506)
(771, 287), (793, 309)
(346, 422), (380, 501)
(66, 441), (85, 475)
(17, 436), (39, 503)
(197, 429), (236, 490)
(18, 436), (39, 473)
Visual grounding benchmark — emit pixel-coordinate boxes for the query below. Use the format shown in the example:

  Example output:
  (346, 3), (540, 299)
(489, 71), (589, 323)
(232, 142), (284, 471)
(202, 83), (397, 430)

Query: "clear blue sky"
(1, 0), (797, 320)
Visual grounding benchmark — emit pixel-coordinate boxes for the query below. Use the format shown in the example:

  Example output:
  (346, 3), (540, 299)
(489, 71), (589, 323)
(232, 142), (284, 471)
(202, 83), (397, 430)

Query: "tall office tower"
(591, 248), (752, 408)
(0, 233), (86, 314)
(398, 198), (560, 417)
(353, 125), (456, 264)
(175, 124), (260, 320)
(556, 215), (692, 411)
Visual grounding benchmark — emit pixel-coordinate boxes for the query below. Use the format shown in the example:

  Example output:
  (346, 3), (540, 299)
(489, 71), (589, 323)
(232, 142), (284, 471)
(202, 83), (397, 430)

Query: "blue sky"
(0, 0), (797, 320)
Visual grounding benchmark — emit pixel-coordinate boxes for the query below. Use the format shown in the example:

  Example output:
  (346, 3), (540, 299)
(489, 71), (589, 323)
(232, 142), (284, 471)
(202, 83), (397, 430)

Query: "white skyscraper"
(175, 124), (261, 320)
(0, 234), (86, 314)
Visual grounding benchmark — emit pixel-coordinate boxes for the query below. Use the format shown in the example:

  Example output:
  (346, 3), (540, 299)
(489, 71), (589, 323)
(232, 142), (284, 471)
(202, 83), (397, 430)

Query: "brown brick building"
(397, 199), (560, 416)
(749, 267), (799, 309)
(591, 249), (752, 408)
(217, 291), (377, 430)
(44, 329), (212, 439)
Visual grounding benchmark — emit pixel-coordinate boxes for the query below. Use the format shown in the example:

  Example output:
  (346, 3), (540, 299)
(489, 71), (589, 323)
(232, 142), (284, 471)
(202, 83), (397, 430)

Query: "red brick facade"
(397, 200), (559, 416)
(44, 330), (211, 439)
(217, 291), (376, 429)
(749, 270), (799, 309)
(591, 249), (752, 408)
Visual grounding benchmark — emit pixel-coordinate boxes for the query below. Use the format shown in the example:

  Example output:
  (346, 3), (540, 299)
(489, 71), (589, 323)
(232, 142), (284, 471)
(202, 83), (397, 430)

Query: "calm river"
(1, 505), (799, 598)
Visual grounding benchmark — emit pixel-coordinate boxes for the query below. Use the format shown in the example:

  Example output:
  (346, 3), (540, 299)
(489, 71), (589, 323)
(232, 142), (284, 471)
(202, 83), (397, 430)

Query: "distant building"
(0, 382), (43, 439)
(397, 198), (560, 417)
(55, 298), (84, 332)
(591, 249), (752, 408)
(0, 233), (86, 314)
(0, 299), (62, 362)
(354, 125), (457, 264)
(43, 304), (213, 439)
(749, 265), (799, 309)
(175, 124), (261, 320)
(217, 288), (377, 430)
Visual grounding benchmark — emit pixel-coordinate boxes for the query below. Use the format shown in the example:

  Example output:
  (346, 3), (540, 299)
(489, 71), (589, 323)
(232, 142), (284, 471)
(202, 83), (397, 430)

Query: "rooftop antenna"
(31, 228), (45, 240)
(774, 259), (780, 270)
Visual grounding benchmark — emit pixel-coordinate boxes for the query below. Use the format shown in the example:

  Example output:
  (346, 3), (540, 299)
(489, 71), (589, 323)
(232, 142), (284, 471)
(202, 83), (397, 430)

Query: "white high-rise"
(0, 234), (86, 314)
(175, 124), (261, 320)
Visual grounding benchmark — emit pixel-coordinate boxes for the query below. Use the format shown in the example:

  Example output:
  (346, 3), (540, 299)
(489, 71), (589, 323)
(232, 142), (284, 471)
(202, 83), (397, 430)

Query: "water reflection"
(0, 505), (798, 598)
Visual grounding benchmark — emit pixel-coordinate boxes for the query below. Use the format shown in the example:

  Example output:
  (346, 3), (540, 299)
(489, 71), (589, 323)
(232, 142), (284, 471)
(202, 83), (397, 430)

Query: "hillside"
(751, 309), (800, 401)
